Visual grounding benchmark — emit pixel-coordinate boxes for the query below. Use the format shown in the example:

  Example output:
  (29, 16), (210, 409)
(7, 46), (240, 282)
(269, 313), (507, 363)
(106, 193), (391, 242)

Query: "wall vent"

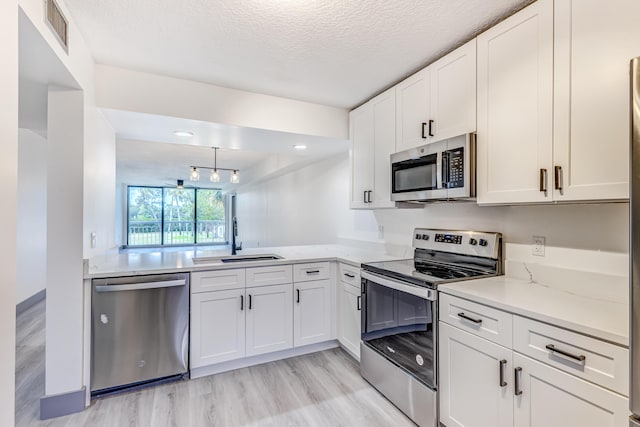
(45, 0), (69, 53)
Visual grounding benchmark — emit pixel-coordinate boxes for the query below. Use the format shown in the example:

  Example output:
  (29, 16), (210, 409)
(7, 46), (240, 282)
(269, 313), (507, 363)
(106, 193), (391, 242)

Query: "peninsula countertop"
(85, 244), (405, 279)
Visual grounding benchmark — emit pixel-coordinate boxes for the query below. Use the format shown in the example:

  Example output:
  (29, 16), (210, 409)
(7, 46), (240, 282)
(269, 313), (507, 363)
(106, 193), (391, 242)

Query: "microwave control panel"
(445, 148), (464, 188)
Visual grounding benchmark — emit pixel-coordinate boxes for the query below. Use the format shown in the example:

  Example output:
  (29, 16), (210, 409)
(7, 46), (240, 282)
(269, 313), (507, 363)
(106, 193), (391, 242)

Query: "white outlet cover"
(532, 236), (545, 257)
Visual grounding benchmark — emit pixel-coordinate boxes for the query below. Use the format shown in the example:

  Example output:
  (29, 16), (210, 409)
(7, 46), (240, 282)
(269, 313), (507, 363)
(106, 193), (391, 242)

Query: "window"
(127, 186), (226, 247)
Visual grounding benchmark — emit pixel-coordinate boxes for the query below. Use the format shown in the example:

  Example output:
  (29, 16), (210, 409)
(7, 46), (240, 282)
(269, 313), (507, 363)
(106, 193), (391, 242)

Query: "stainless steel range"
(360, 228), (502, 427)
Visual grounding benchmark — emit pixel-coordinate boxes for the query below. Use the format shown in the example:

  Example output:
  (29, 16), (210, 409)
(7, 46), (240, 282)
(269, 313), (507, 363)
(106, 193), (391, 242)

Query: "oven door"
(360, 271), (437, 389)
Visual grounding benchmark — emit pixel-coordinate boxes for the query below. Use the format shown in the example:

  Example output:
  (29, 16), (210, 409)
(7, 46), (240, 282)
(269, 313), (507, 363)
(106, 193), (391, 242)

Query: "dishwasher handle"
(95, 279), (187, 293)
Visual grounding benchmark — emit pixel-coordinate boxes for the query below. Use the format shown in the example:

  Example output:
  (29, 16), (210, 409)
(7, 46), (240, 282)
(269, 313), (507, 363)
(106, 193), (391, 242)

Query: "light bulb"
(230, 170), (240, 184)
(190, 167), (200, 182)
(210, 169), (220, 183)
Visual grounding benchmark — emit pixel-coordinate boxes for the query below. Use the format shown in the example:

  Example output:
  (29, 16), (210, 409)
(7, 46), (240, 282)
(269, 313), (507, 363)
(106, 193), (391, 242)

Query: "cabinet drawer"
(513, 316), (629, 395)
(339, 263), (361, 287)
(246, 265), (293, 288)
(293, 262), (331, 282)
(191, 269), (245, 293)
(439, 293), (513, 348)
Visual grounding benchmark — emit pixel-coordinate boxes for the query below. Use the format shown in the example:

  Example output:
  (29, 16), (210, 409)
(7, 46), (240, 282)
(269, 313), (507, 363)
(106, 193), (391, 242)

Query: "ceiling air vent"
(45, 0), (69, 53)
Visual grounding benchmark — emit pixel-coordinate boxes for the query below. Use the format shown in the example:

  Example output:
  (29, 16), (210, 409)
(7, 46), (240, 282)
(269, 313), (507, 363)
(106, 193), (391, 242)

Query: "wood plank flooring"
(15, 299), (415, 426)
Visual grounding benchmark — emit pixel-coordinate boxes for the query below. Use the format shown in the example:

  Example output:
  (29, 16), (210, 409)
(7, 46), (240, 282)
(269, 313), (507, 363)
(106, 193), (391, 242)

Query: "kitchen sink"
(192, 254), (283, 264)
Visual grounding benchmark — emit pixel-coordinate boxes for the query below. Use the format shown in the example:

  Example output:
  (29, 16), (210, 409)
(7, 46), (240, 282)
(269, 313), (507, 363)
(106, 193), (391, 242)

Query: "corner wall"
(0, 1), (19, 425)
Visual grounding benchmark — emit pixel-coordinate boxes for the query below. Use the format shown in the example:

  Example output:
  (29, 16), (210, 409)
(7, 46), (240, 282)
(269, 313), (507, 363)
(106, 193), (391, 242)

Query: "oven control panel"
(413, 228), (501, 259)
(434, 233), (462, 244)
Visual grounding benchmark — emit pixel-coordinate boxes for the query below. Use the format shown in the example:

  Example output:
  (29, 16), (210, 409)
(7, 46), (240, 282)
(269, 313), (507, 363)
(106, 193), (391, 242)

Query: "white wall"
(236, 153), (351, 247)
(95, 65), (349, 140)
(83, 108), (116, 257)
(17, 128), (47, 304)
(46, 89), (84, 396)
(237, 152), (629, 259)
(1, 1), (19, 424)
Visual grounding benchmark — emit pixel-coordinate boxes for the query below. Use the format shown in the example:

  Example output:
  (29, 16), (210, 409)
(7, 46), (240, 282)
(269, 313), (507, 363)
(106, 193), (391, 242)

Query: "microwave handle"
(442, 151), (450, 189)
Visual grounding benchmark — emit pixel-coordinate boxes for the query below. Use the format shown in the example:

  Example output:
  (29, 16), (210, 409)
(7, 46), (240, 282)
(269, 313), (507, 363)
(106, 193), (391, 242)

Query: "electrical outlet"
(378, 225), (384, 240)
(532, 236), (545, 257)
(90, 232), (97, 249)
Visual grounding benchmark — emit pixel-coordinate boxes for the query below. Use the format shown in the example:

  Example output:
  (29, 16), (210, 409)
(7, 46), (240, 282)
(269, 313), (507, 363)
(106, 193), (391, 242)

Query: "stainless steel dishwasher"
(91, 273), (189, 396)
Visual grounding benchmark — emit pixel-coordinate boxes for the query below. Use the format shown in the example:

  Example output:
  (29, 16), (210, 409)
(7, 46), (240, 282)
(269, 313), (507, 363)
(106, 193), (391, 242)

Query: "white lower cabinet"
(439, 294), (629, 427)
(190, 288), (246, 368)
(245, 283), (293, 357)
(338, 281), (361, 358)
(439, 322), (513, 427)
(293, 279), (331, 347)
(513, 353), (628, 427)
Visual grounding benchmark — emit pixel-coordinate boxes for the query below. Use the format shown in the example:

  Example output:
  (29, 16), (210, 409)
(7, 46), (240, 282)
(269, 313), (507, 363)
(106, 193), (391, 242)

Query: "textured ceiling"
(64, 0), (530, 108)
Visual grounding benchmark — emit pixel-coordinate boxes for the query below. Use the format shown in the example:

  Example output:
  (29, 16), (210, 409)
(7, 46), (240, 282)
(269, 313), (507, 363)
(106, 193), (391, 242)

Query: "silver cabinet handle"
(457, 312), (482, 324)
(554, 166), (564, 193)
(514, 367), (523, 396)
(539, 168), (548, 195)
(95, 279), (186, 293)
(545, 344), (586, 366)
(499, 359), (507, 387)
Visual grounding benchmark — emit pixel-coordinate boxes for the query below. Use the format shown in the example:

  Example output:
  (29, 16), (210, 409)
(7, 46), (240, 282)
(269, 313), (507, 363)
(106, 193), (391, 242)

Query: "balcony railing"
(128, 220), (226, 246)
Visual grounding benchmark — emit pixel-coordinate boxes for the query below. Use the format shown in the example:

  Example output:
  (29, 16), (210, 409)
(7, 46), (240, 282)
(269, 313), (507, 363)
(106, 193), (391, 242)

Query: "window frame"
(125, 185), (227, 248)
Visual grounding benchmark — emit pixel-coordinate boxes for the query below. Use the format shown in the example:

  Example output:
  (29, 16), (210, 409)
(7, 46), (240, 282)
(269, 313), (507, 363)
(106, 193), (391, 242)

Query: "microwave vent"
(46, 0), (68, 52)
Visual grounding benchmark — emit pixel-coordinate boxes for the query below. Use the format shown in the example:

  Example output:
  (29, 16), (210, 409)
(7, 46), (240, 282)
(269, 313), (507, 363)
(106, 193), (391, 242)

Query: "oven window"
(392, 154), (438, 193)
(362, 281), (435, 388)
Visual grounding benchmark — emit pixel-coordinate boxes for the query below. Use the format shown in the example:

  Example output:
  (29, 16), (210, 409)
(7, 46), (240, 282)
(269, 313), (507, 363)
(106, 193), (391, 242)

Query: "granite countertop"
(439, 275), (629, 347)
(85, 244), (404, 279)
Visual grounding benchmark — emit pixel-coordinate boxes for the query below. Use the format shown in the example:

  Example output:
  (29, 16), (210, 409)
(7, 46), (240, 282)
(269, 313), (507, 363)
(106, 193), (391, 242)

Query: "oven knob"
(415, 234), (421, 240)
(421, 234), (429, 241)
(469, 238), (478, 246)
(479, 239), (488, 247)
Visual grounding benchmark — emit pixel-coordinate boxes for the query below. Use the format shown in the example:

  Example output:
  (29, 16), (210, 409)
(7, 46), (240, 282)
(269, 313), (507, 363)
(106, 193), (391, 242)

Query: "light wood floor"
(15, 299), (415, 426)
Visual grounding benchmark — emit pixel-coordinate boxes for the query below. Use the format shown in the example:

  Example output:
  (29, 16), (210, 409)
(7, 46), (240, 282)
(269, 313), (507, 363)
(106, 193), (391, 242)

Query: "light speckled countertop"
(439, 276), (629, 347)
(85, 244), (403, 279)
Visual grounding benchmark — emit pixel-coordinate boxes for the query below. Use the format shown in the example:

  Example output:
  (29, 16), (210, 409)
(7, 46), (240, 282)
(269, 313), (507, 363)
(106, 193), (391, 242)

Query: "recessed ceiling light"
(293, 144), (307, 150)
(174, 131), (194, 137)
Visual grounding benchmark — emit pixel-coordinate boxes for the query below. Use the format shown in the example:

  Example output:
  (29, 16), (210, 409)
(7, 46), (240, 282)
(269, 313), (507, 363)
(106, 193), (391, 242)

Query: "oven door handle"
(361, 271), (436, 301)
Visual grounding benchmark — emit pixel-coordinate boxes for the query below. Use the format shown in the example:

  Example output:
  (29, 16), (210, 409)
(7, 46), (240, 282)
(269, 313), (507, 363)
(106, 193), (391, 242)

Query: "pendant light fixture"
(189, 147), (240, 184)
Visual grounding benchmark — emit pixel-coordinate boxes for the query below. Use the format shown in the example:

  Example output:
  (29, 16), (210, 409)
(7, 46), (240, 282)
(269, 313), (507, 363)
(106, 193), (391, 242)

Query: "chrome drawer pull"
(457, 312), (482, 324)
(545, 344), (586, 366)
(499, 359), (507, 387)
(514, 367), (523, 396)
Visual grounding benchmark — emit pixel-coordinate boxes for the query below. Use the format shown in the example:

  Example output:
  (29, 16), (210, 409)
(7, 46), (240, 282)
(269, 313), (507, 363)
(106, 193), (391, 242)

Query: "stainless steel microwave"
(390, 133), (476, 202)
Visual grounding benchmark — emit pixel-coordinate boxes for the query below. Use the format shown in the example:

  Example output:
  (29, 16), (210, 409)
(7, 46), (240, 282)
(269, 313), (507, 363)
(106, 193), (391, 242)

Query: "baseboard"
(190, 340), (340, 379)
(40, 387), (86, 420)
(16, 289), (45, 316)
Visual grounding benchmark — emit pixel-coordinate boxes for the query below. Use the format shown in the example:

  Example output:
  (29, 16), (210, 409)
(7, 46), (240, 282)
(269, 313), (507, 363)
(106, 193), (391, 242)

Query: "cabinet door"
(396, 67), (431, 152)
(293, 279), (331, 347)
(430, 39), (477, 143)
(476, 0), (554, 205)
(372, 88), (396, 208)
(513, 353), (628, 427)
(439, 322), (514, 427)
(245, 284), (293, 357)
(349, 103), (374, 209)
(552, 0), (640, 201)
(190, 289), (245, 368)
(338, 282), (361, 359)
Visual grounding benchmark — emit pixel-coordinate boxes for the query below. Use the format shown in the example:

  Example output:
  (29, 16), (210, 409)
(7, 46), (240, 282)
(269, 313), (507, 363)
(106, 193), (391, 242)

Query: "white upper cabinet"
(396, 40), (477, 153)
(430, 39), (477, 143)
(552, 0), (640, 201)
(349, 104), (374, 209)
(477, 0), (554, 205)
(349, 87), (396, 209)
(396, 67), (431, 152)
